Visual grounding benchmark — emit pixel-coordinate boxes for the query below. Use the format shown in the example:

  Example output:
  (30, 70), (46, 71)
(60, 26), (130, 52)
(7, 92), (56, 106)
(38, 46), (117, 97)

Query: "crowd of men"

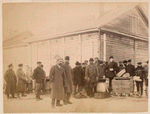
(4, 55), (148, 108)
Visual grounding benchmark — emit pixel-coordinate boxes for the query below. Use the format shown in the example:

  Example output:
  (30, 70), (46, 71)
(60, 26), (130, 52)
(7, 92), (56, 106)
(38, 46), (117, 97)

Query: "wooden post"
(79, 34), (82, 63)
(103, 33), (106, 61)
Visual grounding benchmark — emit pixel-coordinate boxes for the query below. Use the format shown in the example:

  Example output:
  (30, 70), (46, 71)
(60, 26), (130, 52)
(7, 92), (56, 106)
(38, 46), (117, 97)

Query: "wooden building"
(3, 3), (148, 76)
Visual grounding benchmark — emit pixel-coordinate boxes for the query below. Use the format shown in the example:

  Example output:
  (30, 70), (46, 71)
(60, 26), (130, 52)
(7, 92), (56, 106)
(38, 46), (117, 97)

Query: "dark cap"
(123, 60), (127, 63)
(18, 64), (23, 67)
(41, 64), (44, 68)
(94, 57), (99, 59)
(127, 59), (131, 62)
(8, 63), (13, 67)
(147, 60), (149, 64)
(37, 61), (41, 64)
(137, 62), (142, 65)
(65, 56), (70, 60)
(76, 61), (81, 65)
(89, 58), (94, 61)
(84, 60), (88, 63)
(109, 56), (113, 59)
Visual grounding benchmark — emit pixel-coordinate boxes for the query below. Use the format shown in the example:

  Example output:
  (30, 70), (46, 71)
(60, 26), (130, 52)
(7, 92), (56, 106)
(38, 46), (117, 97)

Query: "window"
(129, 15), (139, 35)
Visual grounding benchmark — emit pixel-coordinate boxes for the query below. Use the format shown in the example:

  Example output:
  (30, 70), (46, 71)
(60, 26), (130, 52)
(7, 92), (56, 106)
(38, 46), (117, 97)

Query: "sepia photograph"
(2, 1), (149, 113)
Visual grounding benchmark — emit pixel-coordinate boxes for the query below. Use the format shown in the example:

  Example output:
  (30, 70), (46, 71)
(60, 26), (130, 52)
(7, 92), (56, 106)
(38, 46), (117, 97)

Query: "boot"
(56, 100), (63, 106)
(51, 99), (55, 108)
(67, 93), (72, 104)
(22, 92), (27, 97)
(12, 94), (17, 99)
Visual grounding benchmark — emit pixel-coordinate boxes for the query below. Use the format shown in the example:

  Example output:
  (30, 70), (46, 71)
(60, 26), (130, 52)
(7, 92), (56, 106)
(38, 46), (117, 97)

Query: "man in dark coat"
(33, 61), (45, 101)
(135, 62), (145, 97)
(85, 58), (98, 97)
(49, 58), (66, 108)
(72, 61), (84, 95)
(16, 64), (27, 97)
(98, 60), (105, 79)
(106, 56), (118, 92)
(125, 59), (135, 77)
(4, 64), (17, 99)
(62, 56), (73, 104)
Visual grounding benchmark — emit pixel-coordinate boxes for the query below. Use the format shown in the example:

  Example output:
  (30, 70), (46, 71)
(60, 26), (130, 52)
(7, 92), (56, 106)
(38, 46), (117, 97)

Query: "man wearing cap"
(135, 62), (145, 97)
(41, 64), (46, 94)
(123, 60), (127, 68)
(72, 61), (84, 95)
(16, 64), (27, 97)
(4, 64), (17, 99)
(85, 58), (98, 97)
(62, 56), (73, 104)
(125, 59), (135, 77)
(33, 61), (45, 100)
(84, 60), (88, 66)
(49, 58), (66, 108)
(105, 56), (118, 92)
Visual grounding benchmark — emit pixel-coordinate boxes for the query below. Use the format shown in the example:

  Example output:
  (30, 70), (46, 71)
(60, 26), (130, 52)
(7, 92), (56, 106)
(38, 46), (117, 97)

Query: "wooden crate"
(94, 92), (110, 99)
(112, 79), (133, 94)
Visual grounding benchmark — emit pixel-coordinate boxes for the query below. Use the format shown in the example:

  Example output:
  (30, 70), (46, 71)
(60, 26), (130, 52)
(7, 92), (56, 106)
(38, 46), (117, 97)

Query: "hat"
(18, 64), (23, 67)
(65, 56), (70, 60)
(84, 60), (88, 63)
(37, 61), (41, 64)
(82, 62), (86, 65)
(94, 57), (99, 59)
(119, 61), (122, 63)
(41, 64), (44, 68)
(99, 60), (103, 64)
(137, 62), (142, 65)
(109, 56), (113, 59)
(127, 59), (131, 62)
(76, 61), (81, 65)
(123, 60), (127, 63)
(56, 58), (63, 62)
(89, 58), (94, 61)
(8, 63), (13, 67)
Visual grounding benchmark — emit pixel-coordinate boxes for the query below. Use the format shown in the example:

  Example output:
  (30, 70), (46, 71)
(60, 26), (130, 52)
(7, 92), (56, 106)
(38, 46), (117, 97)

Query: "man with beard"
(62, 56), (73, 105)
(49, 58), (66, 108)
(4, 64), (17, 99)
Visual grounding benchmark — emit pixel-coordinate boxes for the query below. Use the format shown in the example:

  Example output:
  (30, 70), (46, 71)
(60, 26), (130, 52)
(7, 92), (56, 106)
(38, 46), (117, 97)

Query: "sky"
(2, 2), (148, 40)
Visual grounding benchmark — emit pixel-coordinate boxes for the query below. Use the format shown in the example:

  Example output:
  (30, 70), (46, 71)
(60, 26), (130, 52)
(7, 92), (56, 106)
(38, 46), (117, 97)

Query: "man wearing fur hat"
(62, 56), (73, 104)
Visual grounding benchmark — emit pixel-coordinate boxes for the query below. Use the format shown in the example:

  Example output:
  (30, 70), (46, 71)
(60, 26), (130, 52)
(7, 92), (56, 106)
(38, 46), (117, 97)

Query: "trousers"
(35, 83), (42, 98)
(136, 81), (143, 95)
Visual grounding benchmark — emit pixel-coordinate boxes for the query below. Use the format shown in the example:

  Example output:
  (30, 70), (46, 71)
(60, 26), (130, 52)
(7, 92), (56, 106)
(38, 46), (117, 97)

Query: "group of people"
(4, 55), (148, 108)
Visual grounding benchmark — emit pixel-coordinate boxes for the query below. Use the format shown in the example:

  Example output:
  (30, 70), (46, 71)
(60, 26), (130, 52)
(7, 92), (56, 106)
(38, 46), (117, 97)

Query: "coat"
(98, 64), (105, 78)
(4, 69), (17, 94)
(125, 64), (135, 76)
(49, 65), (66, 100)
(85, 64), (97, 83)
(33, 67), (45, 83)
(135, 66), (145, 81)
(62, 63), (73, 93)
(16, 68), (27, 92)
(72, 66), (84, 86)
(106, 61), (118, 79)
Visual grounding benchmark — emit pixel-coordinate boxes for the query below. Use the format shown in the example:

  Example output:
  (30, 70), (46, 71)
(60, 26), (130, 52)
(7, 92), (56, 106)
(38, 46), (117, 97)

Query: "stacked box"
(112, 78), (133, 94)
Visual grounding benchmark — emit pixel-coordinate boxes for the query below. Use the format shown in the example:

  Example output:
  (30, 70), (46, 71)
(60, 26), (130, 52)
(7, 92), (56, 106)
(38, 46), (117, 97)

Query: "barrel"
(96, 79), (106, 92)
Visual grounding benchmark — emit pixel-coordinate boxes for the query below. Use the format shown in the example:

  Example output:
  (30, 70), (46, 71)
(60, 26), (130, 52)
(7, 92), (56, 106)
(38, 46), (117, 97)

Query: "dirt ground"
(3, 92), (148, 113)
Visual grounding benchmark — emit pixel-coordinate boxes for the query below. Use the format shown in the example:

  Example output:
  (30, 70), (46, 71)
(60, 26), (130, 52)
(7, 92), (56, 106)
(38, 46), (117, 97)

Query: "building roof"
(3, 31), (33, 48)
(19, 3), (149, 43)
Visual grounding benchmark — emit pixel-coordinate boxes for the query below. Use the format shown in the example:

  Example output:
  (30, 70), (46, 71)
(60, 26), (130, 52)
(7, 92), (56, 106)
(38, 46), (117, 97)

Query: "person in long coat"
(105, 56), (118, 92)
(4, 64), (17, 99)
(16, 64), (27, 97)
(62, 56), (73, 104)
(72, 61), (84, 95)
(85, 58), (98, 97)
(49, 58), (66, 108)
